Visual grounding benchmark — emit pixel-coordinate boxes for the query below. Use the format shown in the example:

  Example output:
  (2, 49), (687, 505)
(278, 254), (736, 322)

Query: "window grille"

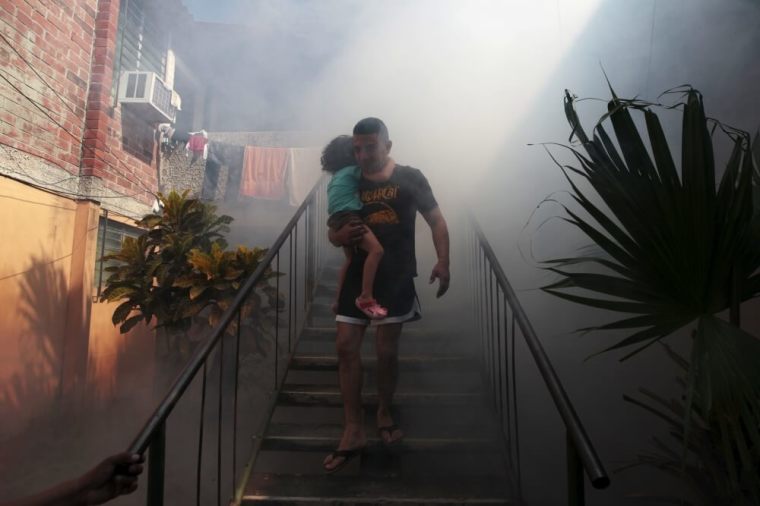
(94, 214), (142, 297)
(111, 0), (169, 101)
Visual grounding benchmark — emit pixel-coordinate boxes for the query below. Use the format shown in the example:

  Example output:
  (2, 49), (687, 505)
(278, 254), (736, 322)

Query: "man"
(323, 117), (450, 473)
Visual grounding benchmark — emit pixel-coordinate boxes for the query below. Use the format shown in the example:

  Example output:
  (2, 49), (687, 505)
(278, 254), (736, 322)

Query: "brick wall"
(0, 0), (165, 212)
(0, 0), (97, 175)
(81, 0), (157, 206)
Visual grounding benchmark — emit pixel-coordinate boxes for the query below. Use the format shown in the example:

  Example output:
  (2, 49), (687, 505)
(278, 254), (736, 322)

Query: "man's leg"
(375, 322), (404, 443)
(323, 321), (367, 471)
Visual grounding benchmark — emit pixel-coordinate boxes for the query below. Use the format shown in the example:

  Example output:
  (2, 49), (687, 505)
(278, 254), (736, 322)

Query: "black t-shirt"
(358, 164), (438, 278)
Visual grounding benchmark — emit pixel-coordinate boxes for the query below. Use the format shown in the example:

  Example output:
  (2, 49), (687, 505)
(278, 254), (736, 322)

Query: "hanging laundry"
(217, 143), (245, 201)
(171, 90), (182, 111)
(239, 146), (289, 200)
(201, 151), (221, 200)
(186, 130), (208, 165)
(157, 123), (175, 154)
(287, 147), (322, 206)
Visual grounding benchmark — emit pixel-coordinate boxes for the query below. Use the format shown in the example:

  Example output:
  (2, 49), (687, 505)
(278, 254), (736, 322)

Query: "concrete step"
(278, 384), (485, 407)
(259, 434), (499, 453)
(299, 326), (434, 343)
(262, 422), (501, 452)
(269, 404), (497, 429)
(284, 369), (483, 391)
(289, 353), (478, 372)
(242, 473), (514, 504)
(253, 447), (508, 477)
(293, 336), (474, 357)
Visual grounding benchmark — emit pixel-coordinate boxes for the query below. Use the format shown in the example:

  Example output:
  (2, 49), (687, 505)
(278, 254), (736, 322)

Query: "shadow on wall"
(0, 256), (68, 431)
(0, 256), (68, 483)
(87, 299), (156, 406)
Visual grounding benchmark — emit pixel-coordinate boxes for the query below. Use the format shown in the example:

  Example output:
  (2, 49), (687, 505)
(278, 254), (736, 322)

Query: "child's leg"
(333, 246), (352, 314)
(357, 229), (383, 302)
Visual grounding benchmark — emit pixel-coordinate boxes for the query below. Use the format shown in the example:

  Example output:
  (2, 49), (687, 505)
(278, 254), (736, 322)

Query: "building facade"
(0, 0), (193, 437)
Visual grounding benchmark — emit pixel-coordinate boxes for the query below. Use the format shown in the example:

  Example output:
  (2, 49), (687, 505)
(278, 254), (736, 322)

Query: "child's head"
(320, 135), (356, 173)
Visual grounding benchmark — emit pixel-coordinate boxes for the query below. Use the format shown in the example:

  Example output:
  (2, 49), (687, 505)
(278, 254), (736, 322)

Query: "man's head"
(352, 117), (392, 174)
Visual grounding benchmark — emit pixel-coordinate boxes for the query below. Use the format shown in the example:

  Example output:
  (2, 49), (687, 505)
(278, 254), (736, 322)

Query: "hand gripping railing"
(126, 176), (328, 506)
(467, 213), (609, 505)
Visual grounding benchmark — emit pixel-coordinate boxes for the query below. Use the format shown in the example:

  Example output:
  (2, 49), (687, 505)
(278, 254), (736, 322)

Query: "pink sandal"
(355, 298), (388, 320)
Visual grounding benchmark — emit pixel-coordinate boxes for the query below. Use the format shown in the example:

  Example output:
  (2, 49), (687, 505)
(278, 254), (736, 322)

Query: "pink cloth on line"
(187, 133), (208, 153)
(239, 146), (289, 199)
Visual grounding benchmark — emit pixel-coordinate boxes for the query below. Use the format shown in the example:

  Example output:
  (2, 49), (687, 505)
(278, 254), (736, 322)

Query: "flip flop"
(323, 446), (365, 474)
(377, 424), (404, 446)
(355, 298), (388, 320)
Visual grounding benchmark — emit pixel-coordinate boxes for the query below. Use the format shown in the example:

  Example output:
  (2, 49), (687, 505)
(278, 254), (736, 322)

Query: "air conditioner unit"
(118, 71), (178, 122)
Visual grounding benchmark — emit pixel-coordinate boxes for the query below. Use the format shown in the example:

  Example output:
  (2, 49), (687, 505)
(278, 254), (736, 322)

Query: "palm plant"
(623, 344), (757, 505)
(540, 85), (760, 500)
(100, 190), (280, 357)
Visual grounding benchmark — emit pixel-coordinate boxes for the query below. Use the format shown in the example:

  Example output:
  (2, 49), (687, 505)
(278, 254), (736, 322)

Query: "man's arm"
(328, 219), (367, 248)
(422, 206), (450, 297)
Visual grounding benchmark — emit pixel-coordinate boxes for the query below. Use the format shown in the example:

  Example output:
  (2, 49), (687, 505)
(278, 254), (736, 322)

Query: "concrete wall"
(0, 175), (155, 439)
(0, 177), (78, 435)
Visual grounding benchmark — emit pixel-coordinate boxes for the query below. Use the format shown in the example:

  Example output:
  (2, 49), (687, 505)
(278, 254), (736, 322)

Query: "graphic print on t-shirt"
(361, 184), (400, 225)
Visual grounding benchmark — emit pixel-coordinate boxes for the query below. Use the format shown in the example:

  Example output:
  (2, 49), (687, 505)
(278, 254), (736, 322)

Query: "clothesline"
(200, 141), (321, 206)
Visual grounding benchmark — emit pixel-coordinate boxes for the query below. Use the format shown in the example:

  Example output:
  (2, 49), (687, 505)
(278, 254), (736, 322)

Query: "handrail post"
(147, 422), (166, 506)
(566, 430), (584, 506)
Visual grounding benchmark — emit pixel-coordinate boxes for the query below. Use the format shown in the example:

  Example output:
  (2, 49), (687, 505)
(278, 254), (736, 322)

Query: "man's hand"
(79, 452), (144, 505)
(329, 219), (367, 247)
(429, 260), (450, 298)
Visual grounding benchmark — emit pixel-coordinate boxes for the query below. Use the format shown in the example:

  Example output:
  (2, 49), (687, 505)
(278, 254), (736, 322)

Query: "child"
(321, 135), (387, 319)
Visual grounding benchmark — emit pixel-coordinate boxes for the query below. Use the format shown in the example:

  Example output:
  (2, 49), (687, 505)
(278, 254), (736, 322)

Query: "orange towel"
(239, 146), (290, 199)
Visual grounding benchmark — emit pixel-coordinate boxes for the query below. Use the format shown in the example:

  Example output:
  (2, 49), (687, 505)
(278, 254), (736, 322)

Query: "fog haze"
(176, 1), (760, 503)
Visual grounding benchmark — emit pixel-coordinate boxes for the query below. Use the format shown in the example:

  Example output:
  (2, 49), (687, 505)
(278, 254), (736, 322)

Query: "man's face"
(353, 133), (391, 174)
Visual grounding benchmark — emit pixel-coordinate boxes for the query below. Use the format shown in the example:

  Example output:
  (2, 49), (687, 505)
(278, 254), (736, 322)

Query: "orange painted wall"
(0, 176), (78, 435)
(0, 176), (156, 437)
(87, 301), (154, 404)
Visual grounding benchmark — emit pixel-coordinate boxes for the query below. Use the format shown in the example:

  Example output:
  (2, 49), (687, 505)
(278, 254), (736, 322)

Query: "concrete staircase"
(239, 273), (516, 504)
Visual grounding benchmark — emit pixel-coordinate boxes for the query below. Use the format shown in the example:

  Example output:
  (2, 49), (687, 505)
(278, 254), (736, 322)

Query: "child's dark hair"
(320, 135), (355, 173)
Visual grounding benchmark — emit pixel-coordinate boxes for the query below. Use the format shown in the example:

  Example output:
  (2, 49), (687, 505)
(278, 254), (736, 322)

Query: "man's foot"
(377, 411), (404, 445)
(323, 446), (365, 474)
(377, 424), (404, 446)
(323, 426), (367, 473)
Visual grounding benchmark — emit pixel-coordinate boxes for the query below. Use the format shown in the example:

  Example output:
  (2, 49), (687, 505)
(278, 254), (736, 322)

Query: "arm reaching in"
(4, 452), (144, 506)
(422, 206), (450, 298)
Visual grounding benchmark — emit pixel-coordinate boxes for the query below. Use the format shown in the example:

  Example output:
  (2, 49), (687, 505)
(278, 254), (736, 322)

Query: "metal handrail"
(468, 212), (610, 502)
(126, 175), (328, 505)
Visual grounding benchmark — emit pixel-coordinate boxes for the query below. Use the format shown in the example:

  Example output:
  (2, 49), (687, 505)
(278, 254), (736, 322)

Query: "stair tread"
(270, 404), (496, 426)
(242, 472), (514, 504)
(260, 433), (500, 453)
(266, 420), (499, 439)
(294, 340), (473, 356)
(278, 389), (484, 407)
(282, 383), (482, 394)
(290, 353), (478, 370)
(253, 448), (509, 478)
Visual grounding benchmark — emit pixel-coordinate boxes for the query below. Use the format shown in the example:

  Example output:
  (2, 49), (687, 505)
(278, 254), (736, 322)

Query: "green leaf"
(189, 285), (208, 301)
(112, 300), (134, 325)
(119, 315), (143, 333)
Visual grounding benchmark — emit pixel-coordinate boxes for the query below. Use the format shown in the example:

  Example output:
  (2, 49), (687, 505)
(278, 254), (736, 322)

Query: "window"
(111, 0), (169, 101)
(94, 215), (143, 297)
